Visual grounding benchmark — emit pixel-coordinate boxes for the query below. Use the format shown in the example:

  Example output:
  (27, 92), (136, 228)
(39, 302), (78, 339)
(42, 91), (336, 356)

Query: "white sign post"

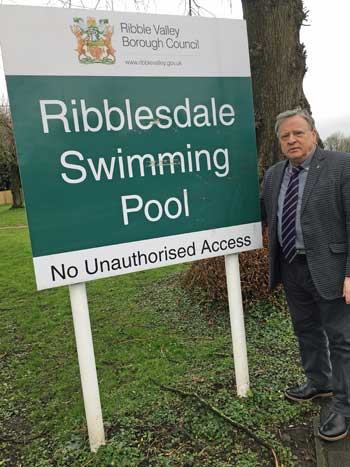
(225, 254), (250, 397)
(69, 283), (105, 452)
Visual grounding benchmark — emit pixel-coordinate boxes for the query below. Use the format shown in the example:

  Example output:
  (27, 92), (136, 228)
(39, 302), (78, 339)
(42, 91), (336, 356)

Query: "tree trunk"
(242, 0), (309, 178)
(9, 163), (24, 208)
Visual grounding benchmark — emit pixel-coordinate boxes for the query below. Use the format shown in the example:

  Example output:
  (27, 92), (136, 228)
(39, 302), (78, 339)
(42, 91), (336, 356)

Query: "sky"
(0, 0), (349, 139)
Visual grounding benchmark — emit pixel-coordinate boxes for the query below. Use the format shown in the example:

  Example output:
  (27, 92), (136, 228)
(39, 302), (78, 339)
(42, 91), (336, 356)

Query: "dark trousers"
(281, 254), (350, 416)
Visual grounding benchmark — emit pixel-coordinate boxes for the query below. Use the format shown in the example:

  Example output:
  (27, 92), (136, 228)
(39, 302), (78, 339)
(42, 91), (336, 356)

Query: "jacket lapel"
(301, 147), (326, 215)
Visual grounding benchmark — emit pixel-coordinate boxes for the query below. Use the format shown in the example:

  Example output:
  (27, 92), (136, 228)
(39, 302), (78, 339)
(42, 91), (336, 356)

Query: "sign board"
(0, 6), (262, 290)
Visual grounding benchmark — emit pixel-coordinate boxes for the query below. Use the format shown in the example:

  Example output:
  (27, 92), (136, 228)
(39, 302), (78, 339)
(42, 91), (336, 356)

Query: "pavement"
(314, 400), (350, 467)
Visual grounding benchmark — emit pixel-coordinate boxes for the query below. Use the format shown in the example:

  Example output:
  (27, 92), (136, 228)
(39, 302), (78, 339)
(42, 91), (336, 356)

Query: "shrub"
(182, 230), (282, 313)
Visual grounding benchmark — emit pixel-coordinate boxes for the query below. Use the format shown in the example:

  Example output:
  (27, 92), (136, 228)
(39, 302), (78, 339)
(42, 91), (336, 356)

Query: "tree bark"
(9, 162), (24, 209)
(242, 0), (310, 178)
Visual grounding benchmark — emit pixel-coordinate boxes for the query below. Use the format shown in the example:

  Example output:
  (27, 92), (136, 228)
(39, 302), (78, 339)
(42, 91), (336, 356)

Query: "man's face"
(278, 115), (317, 165)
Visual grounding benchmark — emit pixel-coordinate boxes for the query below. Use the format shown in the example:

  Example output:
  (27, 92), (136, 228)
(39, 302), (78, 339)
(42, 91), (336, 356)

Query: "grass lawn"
(0, 205), (319, 466)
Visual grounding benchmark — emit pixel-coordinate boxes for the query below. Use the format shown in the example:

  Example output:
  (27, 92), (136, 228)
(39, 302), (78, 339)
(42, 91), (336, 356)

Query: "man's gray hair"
(275, 108), (315, 137)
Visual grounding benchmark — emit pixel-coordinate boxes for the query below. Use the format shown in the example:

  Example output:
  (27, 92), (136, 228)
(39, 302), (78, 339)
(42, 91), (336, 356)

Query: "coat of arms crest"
(71, 16), (116, 64)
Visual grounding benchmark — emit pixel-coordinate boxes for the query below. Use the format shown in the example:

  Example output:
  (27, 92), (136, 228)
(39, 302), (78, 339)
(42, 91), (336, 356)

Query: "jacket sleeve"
(342, 156), (350, 276)
(260, 169), (272, 227)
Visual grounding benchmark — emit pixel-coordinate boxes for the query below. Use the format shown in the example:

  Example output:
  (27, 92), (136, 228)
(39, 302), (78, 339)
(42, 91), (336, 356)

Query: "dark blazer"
(261, 147), (350, 300)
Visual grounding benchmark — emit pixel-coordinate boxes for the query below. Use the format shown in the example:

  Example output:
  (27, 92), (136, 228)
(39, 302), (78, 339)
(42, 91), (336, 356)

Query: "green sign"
(0, 6), (262, 289)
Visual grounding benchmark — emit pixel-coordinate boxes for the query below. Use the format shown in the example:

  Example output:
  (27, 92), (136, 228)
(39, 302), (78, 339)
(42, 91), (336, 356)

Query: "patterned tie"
(281, 166), (303, 263)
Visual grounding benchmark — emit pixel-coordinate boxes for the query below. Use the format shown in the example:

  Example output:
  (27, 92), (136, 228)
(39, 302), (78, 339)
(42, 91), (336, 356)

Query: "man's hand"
(343, 277), (350, 304)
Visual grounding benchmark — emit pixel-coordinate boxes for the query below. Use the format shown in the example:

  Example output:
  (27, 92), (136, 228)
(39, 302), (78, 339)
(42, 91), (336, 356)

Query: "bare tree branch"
(193, 0), (215, 17)
(154, 381), (280, 467)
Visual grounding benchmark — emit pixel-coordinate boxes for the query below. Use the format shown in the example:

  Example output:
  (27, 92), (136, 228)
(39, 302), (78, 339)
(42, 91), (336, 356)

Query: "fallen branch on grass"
(153, 381), (279, 467)
(0, 430), (47, 444)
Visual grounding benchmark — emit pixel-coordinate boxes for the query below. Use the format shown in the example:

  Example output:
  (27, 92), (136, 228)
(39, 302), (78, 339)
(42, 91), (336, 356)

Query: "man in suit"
(261, 108), (350, 441)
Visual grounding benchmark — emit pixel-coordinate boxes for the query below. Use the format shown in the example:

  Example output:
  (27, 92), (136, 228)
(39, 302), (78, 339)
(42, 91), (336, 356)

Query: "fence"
(0, 190), (13, 205)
